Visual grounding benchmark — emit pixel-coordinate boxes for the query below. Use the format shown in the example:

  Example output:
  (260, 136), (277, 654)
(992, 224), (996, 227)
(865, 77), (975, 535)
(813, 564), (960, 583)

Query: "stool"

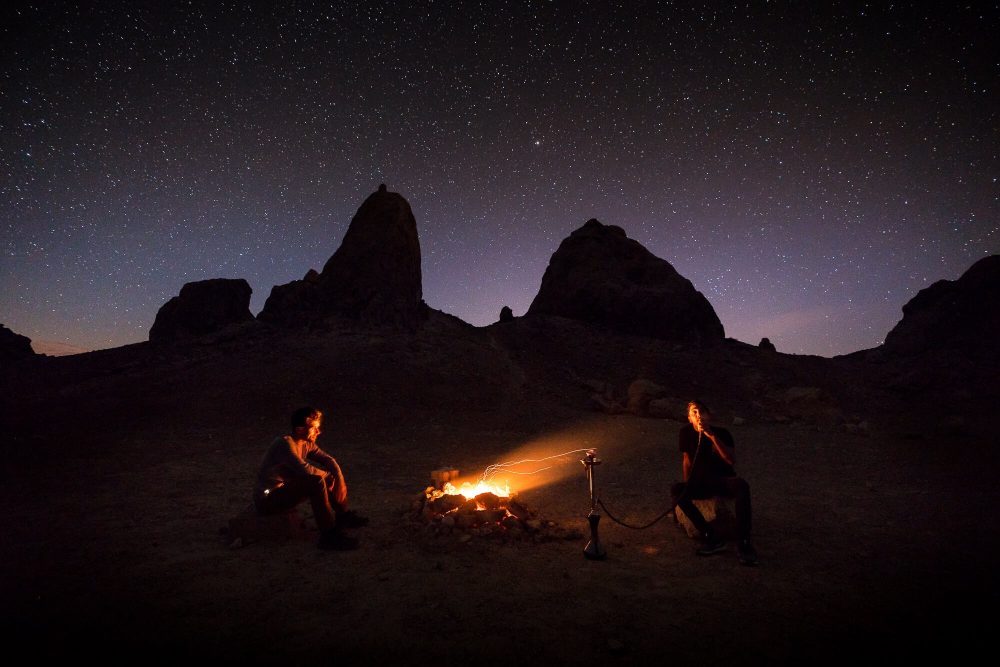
(674, 497), (734, 539)
(224, 503), (314, 547)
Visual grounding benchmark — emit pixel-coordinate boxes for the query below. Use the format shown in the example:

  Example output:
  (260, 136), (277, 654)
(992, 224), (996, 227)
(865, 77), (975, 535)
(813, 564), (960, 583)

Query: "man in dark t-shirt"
(671, 400), (758, 565)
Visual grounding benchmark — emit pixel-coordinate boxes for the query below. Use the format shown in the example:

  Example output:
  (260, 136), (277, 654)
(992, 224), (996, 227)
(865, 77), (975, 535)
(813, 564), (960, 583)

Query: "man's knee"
(307, 474), (329, 494)
(730, 477), (750, 498)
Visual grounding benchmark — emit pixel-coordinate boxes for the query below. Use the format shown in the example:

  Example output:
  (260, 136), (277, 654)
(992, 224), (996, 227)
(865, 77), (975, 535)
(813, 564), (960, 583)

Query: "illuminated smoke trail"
(477, 448), (593, 486)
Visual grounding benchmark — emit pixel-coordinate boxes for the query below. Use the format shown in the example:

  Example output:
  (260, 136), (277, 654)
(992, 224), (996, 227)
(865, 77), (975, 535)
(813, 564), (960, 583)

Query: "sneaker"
(738, 540), (758, 566)
(318, 529), (359, 551)
(696, 535), (727, 556)
(337, 510), (370, 528)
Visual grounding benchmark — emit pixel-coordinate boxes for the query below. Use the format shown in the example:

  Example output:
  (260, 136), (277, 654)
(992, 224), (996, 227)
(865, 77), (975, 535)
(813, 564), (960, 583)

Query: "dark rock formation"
(626, 378), (668, 417)
(259, 185), (424, 328)
(0, 323), (35, 361)
(150, 278), (255, 343)
(882, 254), (1000, 359)
(758, 337), (776, 352)
(526, 219), (724, 344)
(498, 306), (514, 323)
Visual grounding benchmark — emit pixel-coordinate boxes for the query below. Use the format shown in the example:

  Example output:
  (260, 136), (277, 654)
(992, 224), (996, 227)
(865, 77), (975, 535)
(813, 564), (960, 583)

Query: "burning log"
(406, 469), (584, 544)
(478, 509), (506, 523)
(426, 493), (464, 515)
(506, 499), (531, 521)
(474, 492), (502, 511)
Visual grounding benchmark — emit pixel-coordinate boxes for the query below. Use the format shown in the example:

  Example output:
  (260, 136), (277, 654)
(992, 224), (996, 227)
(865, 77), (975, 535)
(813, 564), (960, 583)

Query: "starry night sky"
(2, 2), (996, 357)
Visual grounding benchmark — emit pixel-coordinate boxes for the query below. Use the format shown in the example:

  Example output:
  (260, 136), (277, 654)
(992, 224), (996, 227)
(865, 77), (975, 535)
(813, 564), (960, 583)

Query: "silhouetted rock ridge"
(149, 278), (255, 343)
(1, 323), (35, 360)
(882, 254), (1000, 360)
(259, 185), (423, 328)
(526, 218), (724, 344)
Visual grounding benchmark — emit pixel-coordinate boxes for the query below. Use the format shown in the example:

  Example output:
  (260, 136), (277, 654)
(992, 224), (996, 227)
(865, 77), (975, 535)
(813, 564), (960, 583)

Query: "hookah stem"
(589, 460), (596, 510)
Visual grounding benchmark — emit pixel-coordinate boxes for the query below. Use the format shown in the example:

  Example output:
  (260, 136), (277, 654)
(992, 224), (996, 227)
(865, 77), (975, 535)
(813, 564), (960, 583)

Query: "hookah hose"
(598, 429), (706, 530)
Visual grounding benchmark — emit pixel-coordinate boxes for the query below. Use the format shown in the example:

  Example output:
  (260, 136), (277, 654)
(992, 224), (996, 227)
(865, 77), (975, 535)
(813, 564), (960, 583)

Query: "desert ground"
(2, 322), (997, 665)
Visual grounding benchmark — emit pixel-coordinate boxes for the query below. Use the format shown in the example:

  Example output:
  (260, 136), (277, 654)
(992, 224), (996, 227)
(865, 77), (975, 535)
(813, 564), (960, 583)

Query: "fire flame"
(441, 479), (511, 500)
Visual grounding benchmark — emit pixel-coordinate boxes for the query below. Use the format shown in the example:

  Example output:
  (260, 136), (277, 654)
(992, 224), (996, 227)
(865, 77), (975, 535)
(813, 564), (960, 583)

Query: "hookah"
(581, 449), (607, 560)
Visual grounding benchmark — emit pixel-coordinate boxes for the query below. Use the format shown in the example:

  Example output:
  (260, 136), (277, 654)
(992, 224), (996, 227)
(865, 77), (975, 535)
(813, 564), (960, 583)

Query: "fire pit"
(408, 467), (583, 543)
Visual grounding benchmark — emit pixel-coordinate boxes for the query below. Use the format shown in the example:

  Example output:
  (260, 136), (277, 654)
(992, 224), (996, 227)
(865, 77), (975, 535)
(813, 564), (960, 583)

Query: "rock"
(498, 305), (514, 323)
(526, 218), (725, 344)
(758, 337), (776, 352)
(225, 503), (310, 545)
(149, 278), (255, 343)
(590, 392), (624, 415)
(882, 254), (1000, 359)
(626, 378), (667, 416)
(259, 185), (424, 328)
(647, 397), (683, 419)
(0, 323), (36, 361)
(674, 497), (734, 539)
(784, 386), (824, 403)
(525, 519), (543, 531)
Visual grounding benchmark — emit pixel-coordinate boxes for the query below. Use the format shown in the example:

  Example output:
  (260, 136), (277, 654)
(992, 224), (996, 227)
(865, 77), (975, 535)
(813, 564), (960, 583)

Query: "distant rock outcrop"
(882, 255), (1000, 359)
(758, 337), (776, 352)
(259, 185), (424, 328)
(498, 306), (514, 323)
(0, 324), (35, 361)
(150, 278), (255, 343)
(526, 219), (724, 344)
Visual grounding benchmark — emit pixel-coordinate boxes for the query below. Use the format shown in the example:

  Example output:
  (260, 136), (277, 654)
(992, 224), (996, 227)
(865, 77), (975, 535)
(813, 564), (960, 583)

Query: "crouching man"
(254, 406), (368, 551)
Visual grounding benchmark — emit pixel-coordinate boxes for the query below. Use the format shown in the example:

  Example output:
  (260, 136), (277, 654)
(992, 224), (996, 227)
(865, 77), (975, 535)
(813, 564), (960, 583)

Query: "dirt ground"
(3, 389), (998, 665)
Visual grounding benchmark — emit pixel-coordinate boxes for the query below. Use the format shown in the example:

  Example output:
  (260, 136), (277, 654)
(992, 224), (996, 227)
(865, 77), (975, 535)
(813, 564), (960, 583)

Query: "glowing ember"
(441, 480), (511, 500)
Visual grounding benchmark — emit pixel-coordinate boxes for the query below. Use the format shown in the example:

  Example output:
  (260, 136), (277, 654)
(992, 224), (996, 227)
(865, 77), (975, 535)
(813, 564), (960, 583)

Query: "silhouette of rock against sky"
(882, 254), (999, 359)
(259, 184), (423, 328)
(1, 323), (35, 360)
(526, 218), (725, 344)
(149, 278), (254, 343)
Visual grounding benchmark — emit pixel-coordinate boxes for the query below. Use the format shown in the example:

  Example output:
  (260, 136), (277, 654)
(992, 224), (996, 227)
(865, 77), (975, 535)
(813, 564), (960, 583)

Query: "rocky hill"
(1, 187), (996, 441)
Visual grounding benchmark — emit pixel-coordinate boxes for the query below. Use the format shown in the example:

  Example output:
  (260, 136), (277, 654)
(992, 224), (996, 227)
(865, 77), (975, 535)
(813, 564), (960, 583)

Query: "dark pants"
(671, 476), (752, 542)
(255, 474), (347, 531)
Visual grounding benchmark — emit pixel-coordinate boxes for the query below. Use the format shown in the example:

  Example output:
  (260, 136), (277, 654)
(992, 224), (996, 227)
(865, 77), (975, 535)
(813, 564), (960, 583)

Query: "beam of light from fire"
(448, 415), (647, 496)
(477, 448), (592, 485)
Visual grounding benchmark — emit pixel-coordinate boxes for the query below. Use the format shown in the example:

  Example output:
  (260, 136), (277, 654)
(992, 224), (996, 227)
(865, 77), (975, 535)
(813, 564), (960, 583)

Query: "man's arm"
(306, 443), (348, 506)
(702, 428), (735, 466)
(277, 437), (325, 478)
(681, 451), (692, 481)
(305, 443), (341, 475)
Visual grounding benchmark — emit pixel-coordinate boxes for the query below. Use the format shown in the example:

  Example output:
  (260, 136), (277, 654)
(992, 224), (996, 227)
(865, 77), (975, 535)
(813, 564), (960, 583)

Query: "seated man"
(254, 406), (368, 551)
(670, 400), (758, 565)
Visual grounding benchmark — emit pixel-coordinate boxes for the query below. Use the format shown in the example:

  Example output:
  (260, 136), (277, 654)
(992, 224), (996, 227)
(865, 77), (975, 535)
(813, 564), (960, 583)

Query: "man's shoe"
(318, 529), (359, 551)
(696, 535), (727, 556)
(738, 540), (758, 566)
(337, 510), (370, 528)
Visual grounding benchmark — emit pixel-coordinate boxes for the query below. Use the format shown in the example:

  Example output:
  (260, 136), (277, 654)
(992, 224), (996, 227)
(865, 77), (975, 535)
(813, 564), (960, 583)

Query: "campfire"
(409, 467), (582, 543)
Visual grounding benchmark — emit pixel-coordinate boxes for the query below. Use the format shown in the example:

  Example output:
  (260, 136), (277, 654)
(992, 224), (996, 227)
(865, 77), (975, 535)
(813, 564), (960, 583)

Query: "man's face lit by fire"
(688, 404), (710, 432)
(296, 412), (323, 442)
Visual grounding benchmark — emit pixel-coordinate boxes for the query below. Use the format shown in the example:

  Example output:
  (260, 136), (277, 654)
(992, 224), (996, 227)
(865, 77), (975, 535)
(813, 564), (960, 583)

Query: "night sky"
(2, 2), (996, 357)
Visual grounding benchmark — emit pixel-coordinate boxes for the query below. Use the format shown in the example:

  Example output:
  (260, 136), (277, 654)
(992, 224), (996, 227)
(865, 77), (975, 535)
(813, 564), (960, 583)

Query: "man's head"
(291, 406), (323, 441)
(687, 400), (711, 432)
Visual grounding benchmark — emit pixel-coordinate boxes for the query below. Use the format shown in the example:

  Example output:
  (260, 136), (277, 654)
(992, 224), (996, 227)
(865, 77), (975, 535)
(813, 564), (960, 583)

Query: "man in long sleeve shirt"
(254, 406), (368, 550)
